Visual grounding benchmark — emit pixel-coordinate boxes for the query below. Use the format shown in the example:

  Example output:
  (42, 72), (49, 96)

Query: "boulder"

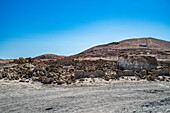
(25, 57), (33, 63)
(19, 57), (25, 64)
(39, 76), (54, 84)
(118, 55), (158, 72)
(13, 59), (19, 64)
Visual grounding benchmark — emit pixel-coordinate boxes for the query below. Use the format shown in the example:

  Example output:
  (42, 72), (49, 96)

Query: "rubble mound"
(0, 56), (169, 85)
(0, 63), (75, 84)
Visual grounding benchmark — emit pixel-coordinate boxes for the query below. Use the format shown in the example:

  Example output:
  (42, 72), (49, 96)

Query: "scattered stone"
(56, 80), (65, 85)
(79, 78), (85, 81)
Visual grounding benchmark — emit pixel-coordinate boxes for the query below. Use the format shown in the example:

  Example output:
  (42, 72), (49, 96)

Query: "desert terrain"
(0, 79), (170, 113)
(0, 37), (170, 113)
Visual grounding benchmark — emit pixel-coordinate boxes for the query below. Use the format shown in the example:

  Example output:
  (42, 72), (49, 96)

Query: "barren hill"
(72, 37), (170, 61)
(34, 54), (65, 60)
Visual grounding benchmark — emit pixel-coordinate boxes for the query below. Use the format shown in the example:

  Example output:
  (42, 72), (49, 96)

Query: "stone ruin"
(0, 56), (169, 84)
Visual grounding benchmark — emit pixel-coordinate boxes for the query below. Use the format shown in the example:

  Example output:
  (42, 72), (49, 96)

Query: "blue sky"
(0, 0), (170, 59)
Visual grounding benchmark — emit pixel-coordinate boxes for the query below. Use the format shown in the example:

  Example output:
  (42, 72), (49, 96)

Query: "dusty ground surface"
(0, 79), (170, 113)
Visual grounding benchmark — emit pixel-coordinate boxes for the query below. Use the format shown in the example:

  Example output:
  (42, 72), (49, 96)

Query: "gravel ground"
(0, 79), (170, 113)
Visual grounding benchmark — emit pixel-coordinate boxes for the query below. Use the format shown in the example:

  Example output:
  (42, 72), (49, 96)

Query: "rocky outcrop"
(118, 55), (158, 72)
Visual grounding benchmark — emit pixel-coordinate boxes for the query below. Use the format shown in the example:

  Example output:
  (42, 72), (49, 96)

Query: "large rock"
(118, 55), (158, 72)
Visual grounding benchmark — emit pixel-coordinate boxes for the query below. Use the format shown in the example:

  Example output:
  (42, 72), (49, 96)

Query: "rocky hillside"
(34, 54), (65, 60)
(72, 37), (170, 61)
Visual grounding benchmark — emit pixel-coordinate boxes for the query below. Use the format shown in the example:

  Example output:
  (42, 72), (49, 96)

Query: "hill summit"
(71, 37), (170, 61)
(34, 54), (64, 60)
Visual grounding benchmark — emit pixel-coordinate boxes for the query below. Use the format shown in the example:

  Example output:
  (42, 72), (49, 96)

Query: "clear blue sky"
(0, 0), (170, 59)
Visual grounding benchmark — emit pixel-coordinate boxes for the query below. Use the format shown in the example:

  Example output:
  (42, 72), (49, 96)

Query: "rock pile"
(134, 66), (170, 81)
(0, 56), (169, 84)
(13, 57), (34, 64)
(0, 63), (75, 84)
(0, 58), (118, 84)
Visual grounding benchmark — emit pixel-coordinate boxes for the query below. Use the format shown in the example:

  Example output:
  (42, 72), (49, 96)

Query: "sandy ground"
(0, 79), (170, 113)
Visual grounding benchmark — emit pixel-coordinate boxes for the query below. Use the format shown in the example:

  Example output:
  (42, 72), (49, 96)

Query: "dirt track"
(0, 80), (170, 113)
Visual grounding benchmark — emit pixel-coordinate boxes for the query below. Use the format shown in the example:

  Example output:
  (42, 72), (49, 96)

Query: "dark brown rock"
(40, 76), (54, 84)
(19, 57), (25, 64)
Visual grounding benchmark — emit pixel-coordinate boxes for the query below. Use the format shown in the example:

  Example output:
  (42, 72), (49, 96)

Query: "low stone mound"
(13, 57), (33, 64)
(0, 63), (75, 85)
(0, 57), (169, 84)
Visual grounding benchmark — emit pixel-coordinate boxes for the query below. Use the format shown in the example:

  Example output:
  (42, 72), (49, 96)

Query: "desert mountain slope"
(72, 37), (170, 60)
(34, 54), (65, 60)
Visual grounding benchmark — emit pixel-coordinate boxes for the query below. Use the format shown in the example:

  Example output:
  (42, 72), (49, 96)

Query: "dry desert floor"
(0, 79), (170, 113)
